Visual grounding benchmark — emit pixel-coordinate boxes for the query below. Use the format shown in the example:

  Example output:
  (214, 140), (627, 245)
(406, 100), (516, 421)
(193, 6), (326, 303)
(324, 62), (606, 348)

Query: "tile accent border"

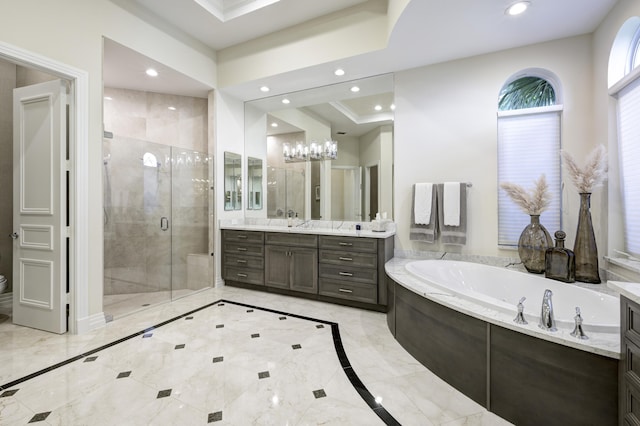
(0, 299), (400, 425)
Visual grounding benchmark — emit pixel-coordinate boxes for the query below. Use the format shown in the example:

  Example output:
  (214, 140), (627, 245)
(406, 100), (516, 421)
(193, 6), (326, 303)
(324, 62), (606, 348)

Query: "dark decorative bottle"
(518, 215), (552, 274)
(573, 193), (601, 283)
(545, 231), (575, 283)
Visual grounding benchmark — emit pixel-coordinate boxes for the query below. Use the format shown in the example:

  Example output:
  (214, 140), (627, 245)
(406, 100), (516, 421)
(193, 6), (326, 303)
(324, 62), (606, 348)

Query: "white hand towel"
(414, 183), (433, 225)
(443, 182), (461, 226)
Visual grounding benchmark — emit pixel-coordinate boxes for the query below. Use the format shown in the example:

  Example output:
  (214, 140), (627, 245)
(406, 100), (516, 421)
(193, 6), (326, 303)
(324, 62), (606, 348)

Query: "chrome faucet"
(538, 289), (557, 332)
(513, 297), (528, 325)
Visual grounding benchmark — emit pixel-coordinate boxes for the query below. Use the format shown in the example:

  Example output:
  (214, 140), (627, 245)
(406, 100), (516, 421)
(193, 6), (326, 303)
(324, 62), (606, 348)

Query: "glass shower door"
(103, 137), (172, 317)
(170, 148), (211, 300)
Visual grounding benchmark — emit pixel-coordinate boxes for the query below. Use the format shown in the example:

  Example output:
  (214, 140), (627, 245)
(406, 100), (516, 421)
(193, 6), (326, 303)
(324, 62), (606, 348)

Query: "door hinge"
(65, 293), (71, 303)
(66, 226), (72, 238)
(65, 160), (71, 171)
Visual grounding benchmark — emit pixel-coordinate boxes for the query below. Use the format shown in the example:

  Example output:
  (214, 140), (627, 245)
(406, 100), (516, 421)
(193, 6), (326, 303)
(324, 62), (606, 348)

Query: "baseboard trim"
(76, 312), (107, 334)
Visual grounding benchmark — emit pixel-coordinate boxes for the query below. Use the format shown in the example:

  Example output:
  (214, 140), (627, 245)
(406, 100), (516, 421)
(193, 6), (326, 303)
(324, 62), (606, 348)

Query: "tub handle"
(513, 297), (528, 325)
(570, 307), (588, 340)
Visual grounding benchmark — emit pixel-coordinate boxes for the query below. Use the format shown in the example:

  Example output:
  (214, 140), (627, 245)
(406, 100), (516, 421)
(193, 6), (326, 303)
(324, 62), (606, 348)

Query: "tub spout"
(538, 289), (557, 332)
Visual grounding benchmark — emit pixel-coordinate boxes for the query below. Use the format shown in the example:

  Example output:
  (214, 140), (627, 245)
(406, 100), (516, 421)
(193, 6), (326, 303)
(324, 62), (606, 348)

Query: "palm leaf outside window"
(498, 77), (556, 111)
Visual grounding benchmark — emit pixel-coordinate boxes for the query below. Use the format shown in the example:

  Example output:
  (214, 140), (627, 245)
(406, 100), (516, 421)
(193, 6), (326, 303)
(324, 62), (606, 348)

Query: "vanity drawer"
(319, 235), (377, 253)
(224, 253), (264, 270)
(319, 278), (377, 304)
(265, 232), (318, 248)
(223, 242), (264, 257)
(222, 230), (264, 244)
(319, 263), (377, 284)
(319, 249), (377, 268)
(224, 266), (264, 286)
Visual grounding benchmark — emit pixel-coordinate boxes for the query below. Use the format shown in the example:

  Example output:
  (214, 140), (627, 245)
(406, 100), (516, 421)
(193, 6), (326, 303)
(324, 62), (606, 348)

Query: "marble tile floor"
(103, 288), (200, 320)
(0, 286), (513, 425)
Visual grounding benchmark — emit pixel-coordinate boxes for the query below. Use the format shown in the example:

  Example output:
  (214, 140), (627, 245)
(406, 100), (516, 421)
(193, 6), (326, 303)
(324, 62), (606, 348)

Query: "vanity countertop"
(608, 280), (640, 305)
(386, 257), (620, 359)
(220, 220), (395, 239)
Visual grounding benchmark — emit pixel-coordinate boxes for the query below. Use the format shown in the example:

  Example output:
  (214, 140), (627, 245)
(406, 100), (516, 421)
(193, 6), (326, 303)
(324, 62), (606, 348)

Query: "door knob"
(9, 232), (19, 239)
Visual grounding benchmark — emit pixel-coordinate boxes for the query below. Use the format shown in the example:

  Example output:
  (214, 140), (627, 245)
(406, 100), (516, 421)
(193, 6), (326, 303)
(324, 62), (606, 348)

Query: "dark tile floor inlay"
(175, 344), (185, 350)
(279, 316), (287, 320)
(251, 333), (260, 338)
(258, 371), (270, 379)
(117, 371), (131, 379)
(212, 356), (224, 363)
(208, 411), (223, 422)
(185, 316), (194, 320)
(142, 333), (153, 338)
(28, 412), (51, 423)
(142, 303), (150, 307)
(1, 389), (19, 397)
(83, 356), (98, 363)
(247, 309), (254, 312)
(218, 303), (225, 306)
(157, 389), (172, 399)
(216, 324), (224, 329)
(316, 324), (325, 329)
(292, 344), (302, 350)
(313, 389), (327, 399)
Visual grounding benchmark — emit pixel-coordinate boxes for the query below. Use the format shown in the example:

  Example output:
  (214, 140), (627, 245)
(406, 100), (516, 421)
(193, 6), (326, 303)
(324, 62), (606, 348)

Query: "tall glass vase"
(518, 215), (552, 274)
(573, 193), (601, 283)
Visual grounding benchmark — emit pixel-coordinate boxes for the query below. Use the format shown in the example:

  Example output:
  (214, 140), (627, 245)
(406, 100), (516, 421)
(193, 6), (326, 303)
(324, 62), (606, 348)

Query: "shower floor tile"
(0, 286), (512, 425)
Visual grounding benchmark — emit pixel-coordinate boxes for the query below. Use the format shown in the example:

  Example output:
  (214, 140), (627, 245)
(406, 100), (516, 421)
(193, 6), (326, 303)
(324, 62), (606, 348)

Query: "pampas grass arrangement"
(561, 145), (608, 193)
(500, 175), (551, 216)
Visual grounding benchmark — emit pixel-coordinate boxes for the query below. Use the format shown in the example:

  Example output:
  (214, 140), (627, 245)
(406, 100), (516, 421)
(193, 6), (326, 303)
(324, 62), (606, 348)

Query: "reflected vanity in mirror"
(244, 73), (394, 222)
(224, 151), (242, 210)
(247, 157), (263, 210)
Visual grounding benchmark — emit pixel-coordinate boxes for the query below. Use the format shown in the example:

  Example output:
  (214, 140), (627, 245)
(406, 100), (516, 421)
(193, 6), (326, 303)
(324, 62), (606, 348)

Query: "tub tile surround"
(220, 218), (396, 238)
(0, 286), (512, 425)
(386, 258), (620, 358)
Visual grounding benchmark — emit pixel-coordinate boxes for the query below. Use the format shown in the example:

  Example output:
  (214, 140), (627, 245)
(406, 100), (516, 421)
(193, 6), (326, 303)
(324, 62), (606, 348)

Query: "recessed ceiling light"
(374, 105), (382, 111)
(146, 68), (158, 77)
(168, 106), (176, 111)
(390, 104), (396, 111)
(260, 86), (270, 92)
(350, 86), (360, 93)
(282, 98), (290, 104)
(334, 69), (345, 76)
(271, 122), (278, 127)
(506, 1), (530, 16)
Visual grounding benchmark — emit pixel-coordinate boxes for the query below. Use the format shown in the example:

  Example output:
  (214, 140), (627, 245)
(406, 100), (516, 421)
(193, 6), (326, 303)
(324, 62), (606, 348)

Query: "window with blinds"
(616, 76), (640, 255)
(497, 108), (562, 246)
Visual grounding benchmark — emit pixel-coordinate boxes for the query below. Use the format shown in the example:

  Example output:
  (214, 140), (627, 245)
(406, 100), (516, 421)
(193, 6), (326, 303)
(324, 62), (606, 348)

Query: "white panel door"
(12, 80), (67, 334)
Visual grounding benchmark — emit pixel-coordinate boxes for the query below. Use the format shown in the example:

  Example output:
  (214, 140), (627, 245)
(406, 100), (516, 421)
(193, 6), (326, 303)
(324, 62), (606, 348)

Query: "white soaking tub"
(405, 259), (619, 333)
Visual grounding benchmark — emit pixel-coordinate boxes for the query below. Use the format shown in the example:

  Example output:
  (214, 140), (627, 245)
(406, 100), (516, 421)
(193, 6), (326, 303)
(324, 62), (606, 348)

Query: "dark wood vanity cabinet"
(221, 229), (394, 310)
(221, 230), (265, 285)
(621, 296), (640, 425)
(264, 232), (318, 294)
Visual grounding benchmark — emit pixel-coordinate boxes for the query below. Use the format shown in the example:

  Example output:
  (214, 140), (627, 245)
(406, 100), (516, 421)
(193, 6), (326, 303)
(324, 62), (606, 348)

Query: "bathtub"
(405, 259), (619, 333)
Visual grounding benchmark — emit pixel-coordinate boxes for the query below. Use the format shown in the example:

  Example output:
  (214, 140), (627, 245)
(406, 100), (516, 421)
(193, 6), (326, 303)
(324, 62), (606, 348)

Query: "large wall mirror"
(224, 151), (242, 210)
(244, 73), (394, 221)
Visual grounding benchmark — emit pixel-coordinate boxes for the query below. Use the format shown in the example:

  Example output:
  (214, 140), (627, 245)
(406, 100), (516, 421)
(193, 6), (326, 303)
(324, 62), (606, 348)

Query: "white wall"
(393, 35), (594, 257)
(0, 0), (217, 316)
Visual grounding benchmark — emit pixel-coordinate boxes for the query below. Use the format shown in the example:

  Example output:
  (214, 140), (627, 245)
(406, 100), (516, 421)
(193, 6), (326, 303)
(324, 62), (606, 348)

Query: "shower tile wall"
(103, 87), (209, 296)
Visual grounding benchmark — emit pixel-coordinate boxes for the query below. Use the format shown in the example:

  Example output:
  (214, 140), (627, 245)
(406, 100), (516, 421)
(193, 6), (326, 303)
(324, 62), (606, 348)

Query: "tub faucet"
(538, 289), (557, 332)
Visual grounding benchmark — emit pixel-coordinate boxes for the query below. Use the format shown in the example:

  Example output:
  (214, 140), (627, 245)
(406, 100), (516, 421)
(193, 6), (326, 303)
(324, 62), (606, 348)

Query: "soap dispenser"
(287, 212), (293, 227)
(544, 231), (575, 283)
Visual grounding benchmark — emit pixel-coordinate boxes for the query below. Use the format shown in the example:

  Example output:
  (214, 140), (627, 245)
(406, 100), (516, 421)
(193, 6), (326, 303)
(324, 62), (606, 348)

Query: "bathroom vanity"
(221, 222), (394, 310)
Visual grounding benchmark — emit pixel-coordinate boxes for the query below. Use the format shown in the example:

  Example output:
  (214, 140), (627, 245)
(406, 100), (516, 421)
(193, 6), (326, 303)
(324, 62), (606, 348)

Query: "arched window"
(497, 71), (562, 246)
(610, 18), (640, 256)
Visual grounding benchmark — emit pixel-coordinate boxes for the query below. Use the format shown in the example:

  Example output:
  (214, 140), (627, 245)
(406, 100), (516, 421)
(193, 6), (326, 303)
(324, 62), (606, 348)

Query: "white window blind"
(617, 77), (640, 255)
(497, 110), (562, 246)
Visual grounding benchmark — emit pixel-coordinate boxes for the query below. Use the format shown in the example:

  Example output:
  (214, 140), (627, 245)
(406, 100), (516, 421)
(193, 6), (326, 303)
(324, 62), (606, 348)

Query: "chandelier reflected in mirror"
(283, 140), (337, 162)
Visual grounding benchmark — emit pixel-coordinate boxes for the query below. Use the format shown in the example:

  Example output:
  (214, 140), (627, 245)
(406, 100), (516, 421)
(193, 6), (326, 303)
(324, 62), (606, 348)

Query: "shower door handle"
(160, 217), (169, 231)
